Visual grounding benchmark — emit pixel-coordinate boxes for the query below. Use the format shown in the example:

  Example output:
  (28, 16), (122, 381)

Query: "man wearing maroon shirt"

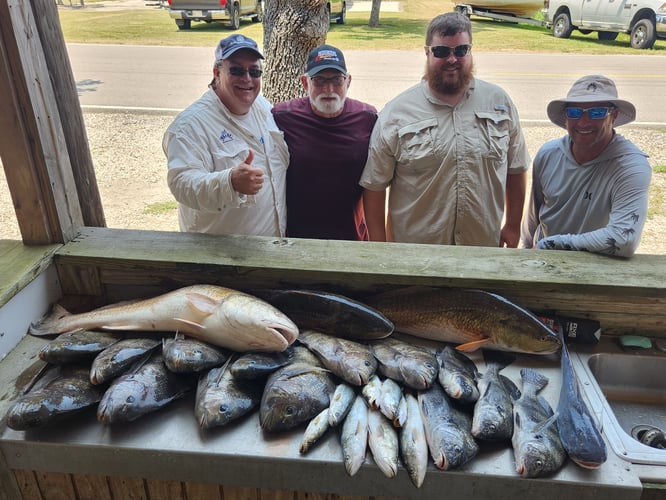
(272, 45), (377, 241)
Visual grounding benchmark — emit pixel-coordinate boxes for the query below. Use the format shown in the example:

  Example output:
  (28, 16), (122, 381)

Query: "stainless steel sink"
(570, 348), (666, 465)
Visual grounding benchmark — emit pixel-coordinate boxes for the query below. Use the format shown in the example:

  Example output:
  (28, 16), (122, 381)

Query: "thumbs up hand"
(230, 150), (265, 195)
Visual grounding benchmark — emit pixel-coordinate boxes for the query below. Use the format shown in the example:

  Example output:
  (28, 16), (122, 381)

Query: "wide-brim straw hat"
(547, 74), (636, 129)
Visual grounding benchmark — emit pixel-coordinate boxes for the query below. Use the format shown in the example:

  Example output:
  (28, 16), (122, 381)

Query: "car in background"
(544, 0), (666, 49)
(167, 0), (263, 30)
(328, 0), (348, 24)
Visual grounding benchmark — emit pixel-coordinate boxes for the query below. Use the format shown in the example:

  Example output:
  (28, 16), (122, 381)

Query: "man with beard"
(163, 34), (288, 236)
(359, 13), (529, 246)
(272, 45), (377, 240)
(521, 75), (651, 257)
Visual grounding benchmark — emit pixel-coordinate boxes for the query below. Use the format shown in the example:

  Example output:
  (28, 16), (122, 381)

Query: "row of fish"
(7, 321), (605, 486)
(28, 285), (563, 356)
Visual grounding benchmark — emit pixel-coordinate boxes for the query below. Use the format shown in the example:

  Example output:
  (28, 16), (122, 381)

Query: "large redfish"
(29, 285), (299, 352)
(365, 286), (561, 355)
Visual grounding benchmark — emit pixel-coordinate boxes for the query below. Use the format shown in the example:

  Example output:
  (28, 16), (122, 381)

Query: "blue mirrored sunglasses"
(565, 106), (614, 120)
(426, 44), (472, 58)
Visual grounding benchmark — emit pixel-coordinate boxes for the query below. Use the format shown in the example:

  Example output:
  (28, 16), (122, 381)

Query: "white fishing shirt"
(521, 133), (651, 257)
(163, 89), (289, 236)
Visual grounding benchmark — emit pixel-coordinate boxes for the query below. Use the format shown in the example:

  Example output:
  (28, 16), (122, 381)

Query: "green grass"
(143, 200), (177, 215)
(56, 0), (665, 53)
(655, 165), (666, 174)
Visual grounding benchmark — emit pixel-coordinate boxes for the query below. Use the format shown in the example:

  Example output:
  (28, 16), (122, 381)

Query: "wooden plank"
(260, 489), (295, 500)
(222, 486), (260, 500)
(29, 0), (105, 229)
(0, 0), (84, 244)
(145, 479), (184, 499)
(71, 474), (113, 500)
(108, 476), (148, 500)
(0, 241), (59, 308)
(51, 227), (666, 337)
(34, 471), (76, 499)
(11, 470), (41, 500)
(184, 482), (222, 500)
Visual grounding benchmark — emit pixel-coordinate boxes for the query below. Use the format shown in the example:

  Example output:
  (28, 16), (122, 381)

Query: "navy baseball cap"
(215, 34), (263, 62)
(306, 45), (347, 76)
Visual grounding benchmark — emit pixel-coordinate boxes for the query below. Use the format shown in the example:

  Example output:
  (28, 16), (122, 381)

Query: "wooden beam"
(0, 0), (85, 244)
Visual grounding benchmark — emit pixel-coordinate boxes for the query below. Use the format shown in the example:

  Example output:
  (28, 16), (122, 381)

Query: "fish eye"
(126, 395), (135, 404)
(285, 405), (296, 416)
(219, 404), (229, 414)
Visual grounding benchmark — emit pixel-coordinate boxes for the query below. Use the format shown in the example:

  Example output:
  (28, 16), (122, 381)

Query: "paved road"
(67, 43), (666, 125)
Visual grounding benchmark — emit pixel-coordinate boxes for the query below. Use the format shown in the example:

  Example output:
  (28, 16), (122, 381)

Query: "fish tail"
(520, 367), (549, 393)
(482, 349), (515, 370)
(29, 304), (73, 336)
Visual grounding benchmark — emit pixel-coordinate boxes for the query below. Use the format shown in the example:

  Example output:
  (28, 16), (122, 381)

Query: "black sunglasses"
(227, 66), (263, 78)
(426, 44), (472, 58)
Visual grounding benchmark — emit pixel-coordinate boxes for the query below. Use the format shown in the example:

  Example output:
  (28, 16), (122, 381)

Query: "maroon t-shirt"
(272, 97), (377, 241)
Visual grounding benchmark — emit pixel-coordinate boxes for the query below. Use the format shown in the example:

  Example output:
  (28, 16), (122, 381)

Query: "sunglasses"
(226, 66), (263, 78)
(426, 44), (472, 58)
(565, 106), (614, 120)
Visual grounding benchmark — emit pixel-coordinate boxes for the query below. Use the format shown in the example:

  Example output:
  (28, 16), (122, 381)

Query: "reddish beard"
(427, 59), (474, 95)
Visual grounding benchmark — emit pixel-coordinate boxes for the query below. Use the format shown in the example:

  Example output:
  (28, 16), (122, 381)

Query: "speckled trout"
(29, 285), (299, 352)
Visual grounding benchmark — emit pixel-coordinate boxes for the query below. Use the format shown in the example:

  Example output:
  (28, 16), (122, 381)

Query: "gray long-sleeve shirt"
(521, 133), (651, 257)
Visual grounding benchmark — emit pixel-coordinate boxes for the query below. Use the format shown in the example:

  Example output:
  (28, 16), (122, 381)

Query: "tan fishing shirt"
(359, 78), (529, 246)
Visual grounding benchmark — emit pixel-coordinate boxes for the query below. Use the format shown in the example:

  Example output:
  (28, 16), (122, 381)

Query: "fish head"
(401, 358), (439, 390)
(214, 294), (299, 352)
(515, 440), (558, 478)
(435, 428), (478, 470)
(496, 325), (562, 355)
(259, 384), (303, 432)
(97, 378), (148, 424)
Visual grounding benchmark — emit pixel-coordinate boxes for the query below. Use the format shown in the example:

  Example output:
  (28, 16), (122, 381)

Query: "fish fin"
(455, 339), (491, 352)
(186, 292), (222, 316)
(99, 324), (147, 331)
(29, 304), (73, 336)
(174, 318), (205, 330)
(532, 412), (558, 434)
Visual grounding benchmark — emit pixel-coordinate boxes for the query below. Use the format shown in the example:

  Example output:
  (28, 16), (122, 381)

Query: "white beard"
(311, 94), (345, 117)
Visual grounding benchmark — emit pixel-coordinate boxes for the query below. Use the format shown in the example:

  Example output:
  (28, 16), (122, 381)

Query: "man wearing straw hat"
(521, 75), (651, 258)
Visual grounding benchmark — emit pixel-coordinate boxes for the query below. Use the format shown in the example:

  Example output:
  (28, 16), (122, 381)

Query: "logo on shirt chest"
(583, 190), (593, 201)
(219, 129), (233, 143)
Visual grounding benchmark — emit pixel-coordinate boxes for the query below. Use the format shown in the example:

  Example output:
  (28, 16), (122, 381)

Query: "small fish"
(97, 354), (194, 424)
(512, 368), (566, 478)
(328, 383), (357, 427)
(371, 337), (439, 390)
(437, 345), (480, 403)
(361, 374), (383, 410)
(377, 377), (403, 422)
(195, 360), (263, 429)
(394, 395), (408, 428)
(6, 366), (106, 430)
(230, 348), (293, 380)
(365, 286), (561, 354)
(90, 337), (161, 385)
(471, 350), (517, 441)
(30, 285), (299, 352)
(38, 330), (122, 364)
(367, 408), (399, 478)
(162, 333), (231, 373)
(340, 395), (369, 477)
(253, 289), (394, 340)
(298, 330), (377, 386)
(399, 393), (429, 488)
(418, 383), (479, 470)
(556, 337), (607, 469)
(259, 347), (336, 432)
(299, 408), (331, 454)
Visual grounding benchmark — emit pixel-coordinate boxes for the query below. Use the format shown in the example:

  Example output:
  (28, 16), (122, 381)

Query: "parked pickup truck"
(544, 0), (666, 49)
(167, 0), (263, 30)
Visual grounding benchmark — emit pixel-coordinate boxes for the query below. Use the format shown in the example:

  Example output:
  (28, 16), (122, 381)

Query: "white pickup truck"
(544, 0), (666, 49)
(167, 0), (263, 30)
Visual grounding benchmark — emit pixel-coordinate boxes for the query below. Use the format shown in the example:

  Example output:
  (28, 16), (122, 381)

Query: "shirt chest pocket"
(475, 111), (510, 161)
(211, 142), (249, 173)
(396, 118), (439, 170)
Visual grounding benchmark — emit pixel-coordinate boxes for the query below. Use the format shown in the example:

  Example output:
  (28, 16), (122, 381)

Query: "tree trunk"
(262, 0), (329, 104)
(369, 0), (382, 27)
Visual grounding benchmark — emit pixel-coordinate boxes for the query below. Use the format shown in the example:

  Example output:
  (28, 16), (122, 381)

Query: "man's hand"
(230, 150), (264, 195)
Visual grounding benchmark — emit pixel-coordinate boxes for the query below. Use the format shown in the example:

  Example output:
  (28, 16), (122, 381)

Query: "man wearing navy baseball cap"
(163, 34), (288, 237)
(272, 44), (378, 241)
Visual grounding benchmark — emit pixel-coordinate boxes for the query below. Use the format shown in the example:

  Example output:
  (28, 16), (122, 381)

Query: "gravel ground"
(1, 110), (665, 254)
